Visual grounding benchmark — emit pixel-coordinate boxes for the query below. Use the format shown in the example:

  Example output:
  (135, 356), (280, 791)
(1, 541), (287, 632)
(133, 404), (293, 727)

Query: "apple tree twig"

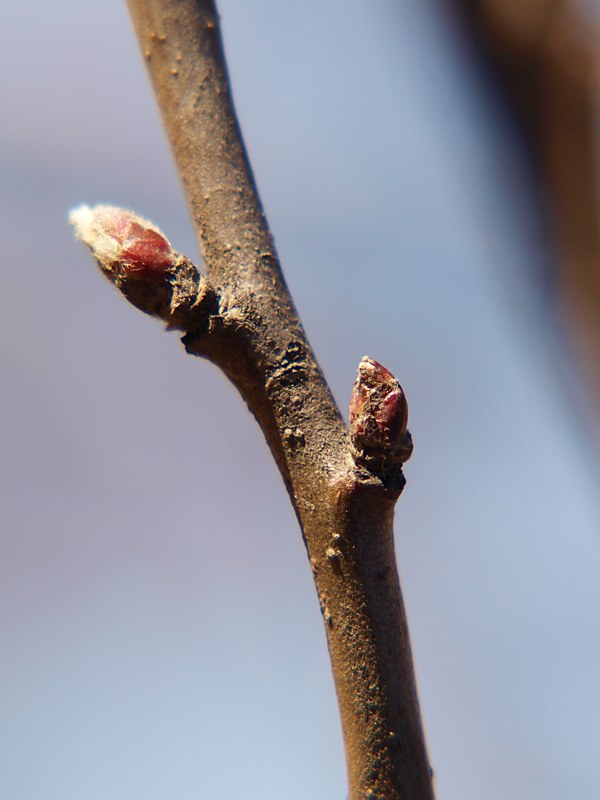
(71, 2), (435, 797)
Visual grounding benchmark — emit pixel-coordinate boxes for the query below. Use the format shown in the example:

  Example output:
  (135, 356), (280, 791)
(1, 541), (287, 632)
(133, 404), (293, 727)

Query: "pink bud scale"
(349, 357), (412, 471)
(69, 204), (176, 280)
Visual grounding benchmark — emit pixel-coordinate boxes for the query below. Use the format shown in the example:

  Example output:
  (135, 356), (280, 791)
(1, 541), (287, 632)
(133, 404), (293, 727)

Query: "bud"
(69, 204), (176, 280)
(349, 357), (412, 465)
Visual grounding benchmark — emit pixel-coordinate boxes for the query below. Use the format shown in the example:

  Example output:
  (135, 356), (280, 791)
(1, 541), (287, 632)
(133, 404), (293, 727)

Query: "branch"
(71, 2), (435, 797)
(452, 0), (600, 425)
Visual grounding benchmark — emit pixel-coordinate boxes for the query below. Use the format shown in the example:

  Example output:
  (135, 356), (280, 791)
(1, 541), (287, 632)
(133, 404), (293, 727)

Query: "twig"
(72, 2), (435, 796)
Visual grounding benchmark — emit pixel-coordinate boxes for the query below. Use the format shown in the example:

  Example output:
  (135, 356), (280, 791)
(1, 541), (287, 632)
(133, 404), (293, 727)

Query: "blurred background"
(1, 1), (599, 798)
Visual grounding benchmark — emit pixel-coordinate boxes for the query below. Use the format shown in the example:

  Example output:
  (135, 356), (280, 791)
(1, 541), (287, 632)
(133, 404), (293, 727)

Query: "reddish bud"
(69, 205), (175, 280)
(349, 357), (411, 463)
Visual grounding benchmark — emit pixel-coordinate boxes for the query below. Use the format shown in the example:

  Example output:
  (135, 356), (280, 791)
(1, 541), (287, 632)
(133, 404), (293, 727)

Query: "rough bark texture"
(96, 1), (436, 797)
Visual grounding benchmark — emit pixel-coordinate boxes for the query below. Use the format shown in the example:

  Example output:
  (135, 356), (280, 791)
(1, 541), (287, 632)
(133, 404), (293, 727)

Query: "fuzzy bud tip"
(69, 204), (175, 279)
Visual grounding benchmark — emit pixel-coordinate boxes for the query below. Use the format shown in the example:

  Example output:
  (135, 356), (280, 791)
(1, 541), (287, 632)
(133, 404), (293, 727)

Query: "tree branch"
(451, 0), (600, 427)
(72, 2), (435, 796)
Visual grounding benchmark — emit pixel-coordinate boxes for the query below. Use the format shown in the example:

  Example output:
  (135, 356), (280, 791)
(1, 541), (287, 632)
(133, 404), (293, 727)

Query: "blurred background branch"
(450, 0), (600, 435)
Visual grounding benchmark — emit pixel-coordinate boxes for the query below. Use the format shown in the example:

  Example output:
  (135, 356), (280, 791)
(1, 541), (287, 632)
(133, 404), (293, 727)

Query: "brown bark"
(77, 0), (437, 796)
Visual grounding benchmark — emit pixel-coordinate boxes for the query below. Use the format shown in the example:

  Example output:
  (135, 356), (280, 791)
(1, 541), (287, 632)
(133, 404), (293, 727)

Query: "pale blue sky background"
(2, 1), (600, 798)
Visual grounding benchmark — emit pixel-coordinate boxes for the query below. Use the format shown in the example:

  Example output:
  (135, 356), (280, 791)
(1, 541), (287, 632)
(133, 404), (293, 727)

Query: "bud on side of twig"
(349, 357), (413, 487)
(69, 204), (176, 280)
(70, 204), (215, 327)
